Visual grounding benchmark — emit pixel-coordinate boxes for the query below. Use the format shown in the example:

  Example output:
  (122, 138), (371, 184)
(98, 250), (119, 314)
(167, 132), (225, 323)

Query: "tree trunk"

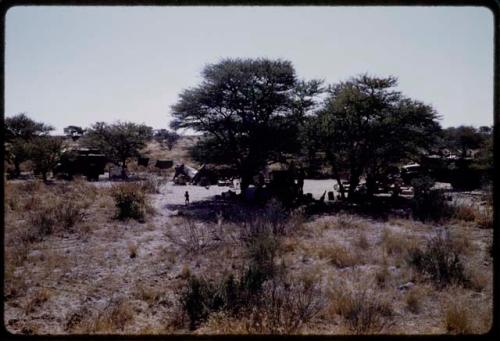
(240, 174), (252, 193)
(14, 161), (21, 178)
(347, 169), (361, 201)
(331, 167), (345, 200)
(121, 160), (128, 180)
(366, 174), (376, 198)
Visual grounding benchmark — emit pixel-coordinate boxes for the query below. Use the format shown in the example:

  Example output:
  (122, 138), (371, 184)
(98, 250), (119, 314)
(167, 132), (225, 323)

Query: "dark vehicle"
(155, 160), (173, 169)
(53, 148), (107, 181)
(138, 157), (150, 167)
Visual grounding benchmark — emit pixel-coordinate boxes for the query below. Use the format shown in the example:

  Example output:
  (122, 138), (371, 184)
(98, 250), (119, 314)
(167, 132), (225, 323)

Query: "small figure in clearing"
(185, 191), (190, 205)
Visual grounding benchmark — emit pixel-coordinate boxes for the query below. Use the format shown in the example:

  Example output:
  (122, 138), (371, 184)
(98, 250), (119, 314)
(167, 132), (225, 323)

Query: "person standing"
(185, 191), (190, 205)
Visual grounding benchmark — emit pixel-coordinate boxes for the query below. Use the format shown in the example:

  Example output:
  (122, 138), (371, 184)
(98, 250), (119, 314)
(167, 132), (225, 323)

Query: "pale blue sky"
(5, 6), (494, 134)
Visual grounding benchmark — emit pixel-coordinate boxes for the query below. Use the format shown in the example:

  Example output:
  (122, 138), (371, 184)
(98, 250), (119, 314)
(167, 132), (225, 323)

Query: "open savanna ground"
(3, 176), (493, 335)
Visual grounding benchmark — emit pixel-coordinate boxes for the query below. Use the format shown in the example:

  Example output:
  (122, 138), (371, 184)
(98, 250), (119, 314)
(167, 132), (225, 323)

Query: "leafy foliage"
(30, 136), (64, 181)
(170, 58), (322, 190)
(153, 129), (180, 150)
(306, 74), (441, 198)
(409, 232), (469, 288)
(83, 121), (153, 178)
(4, 113), (54, 177)
(110, 183), (148, 222)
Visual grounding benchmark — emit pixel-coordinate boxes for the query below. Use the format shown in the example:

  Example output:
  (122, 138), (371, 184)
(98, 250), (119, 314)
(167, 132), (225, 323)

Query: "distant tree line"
(3, 115), (180, 181)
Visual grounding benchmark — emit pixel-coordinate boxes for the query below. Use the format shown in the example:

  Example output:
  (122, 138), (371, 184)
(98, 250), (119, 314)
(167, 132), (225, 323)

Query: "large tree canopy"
(83, 121), (153, 178)
(309, 74), (441, 198)
(170, 58), (322, 190)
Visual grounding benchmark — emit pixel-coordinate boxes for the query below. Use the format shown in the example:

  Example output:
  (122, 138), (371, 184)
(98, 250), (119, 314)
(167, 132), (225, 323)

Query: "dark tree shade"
(170, 58), (322, 191)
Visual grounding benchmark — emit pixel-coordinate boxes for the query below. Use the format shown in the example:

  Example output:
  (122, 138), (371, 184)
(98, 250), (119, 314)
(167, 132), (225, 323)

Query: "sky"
(5, 6), (494, 134)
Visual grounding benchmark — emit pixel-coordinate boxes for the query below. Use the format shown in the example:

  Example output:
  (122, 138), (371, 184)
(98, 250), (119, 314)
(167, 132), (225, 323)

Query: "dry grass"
(323, 214), (367, 230)
(134, 283), (161, 306)
(475, 206), (493, 229)
(375, 265), (391, 288)
(405, 287), (425, 314)
(464, 264), (490, 292)
(381, 228), (418, 256)
(24, 288), (52, 315)
(355, 232), (370, 249)
(66, 298), (134, 333)
(317, 243), (362, 268)
(452, 205), (477, 222)
(444, 298), (472, 334)
(327, 282), (394, 334)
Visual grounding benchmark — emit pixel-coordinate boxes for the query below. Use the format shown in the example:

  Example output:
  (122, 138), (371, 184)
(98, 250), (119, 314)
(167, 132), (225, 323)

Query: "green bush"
(111, 183), (147, 221)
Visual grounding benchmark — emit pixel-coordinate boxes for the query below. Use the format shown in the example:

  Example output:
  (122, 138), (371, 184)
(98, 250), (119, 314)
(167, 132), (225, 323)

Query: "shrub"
(412, 184), (453, 222)
(329, 286), (394, 334)
(55, 201), (87, 230)
(165, 219), (221, 255)
(66, 298), (134, 333)
(262, 199), (288, 235)
(29, 201), (58, 240)
(453, 204), (477, 222)
(180, 275), (220, 330)
(255, 276), (325, 334)
(375, 265), (390, 288)
(476, 205), (493, 229)
(408, 232), (469, 288)
(180, 271), (324, 334)
(405, 288), (424, 314)
(110, 183), (147, 221)
(140, 175), (167, 194)
(356, 232), (370, 249)
(28, 194), (87, 239)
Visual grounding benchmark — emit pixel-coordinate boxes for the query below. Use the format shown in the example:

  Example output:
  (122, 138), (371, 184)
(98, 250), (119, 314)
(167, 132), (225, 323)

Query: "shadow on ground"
(166, 197), (268, 223)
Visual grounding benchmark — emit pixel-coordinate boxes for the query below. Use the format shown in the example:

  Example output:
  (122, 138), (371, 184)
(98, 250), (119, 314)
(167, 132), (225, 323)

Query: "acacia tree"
(170, 58), (322, 191)
(30, 136), (64, 181)
(64, 125), (86, 141)
(4, 113), (53, 177)
(310, 74), (441, 199)
(154, 129), (180, 150)
(83, 121), (153, 178)
(441, 126), (485, 158)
